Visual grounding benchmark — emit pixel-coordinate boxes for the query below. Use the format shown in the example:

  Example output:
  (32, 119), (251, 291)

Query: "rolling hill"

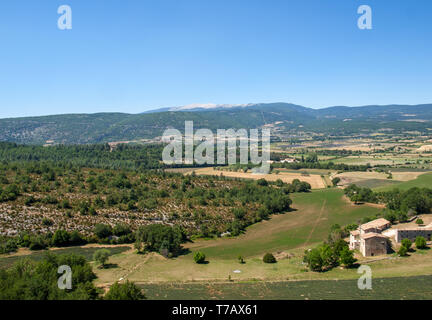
(0, 103), (431, 144)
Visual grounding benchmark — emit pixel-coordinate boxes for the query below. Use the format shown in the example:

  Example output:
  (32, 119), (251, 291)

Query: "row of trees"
(345, 184), (432, 222)
(303, 239), (356, 272)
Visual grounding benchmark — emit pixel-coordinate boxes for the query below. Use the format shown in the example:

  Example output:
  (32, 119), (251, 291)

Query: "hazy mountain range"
(0, 103), (431, 145)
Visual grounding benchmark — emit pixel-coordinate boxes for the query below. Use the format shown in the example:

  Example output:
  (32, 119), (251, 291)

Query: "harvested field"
(188, 167), (327, 189)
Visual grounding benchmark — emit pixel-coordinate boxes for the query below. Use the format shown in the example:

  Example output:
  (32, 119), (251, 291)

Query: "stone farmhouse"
(350, 217), (432, 257)
(349, 218), (391, 257)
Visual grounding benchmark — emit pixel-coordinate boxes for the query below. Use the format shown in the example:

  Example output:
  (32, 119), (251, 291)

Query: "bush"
(42, 218), (53, 226)
(29, 236), (47, 250)
(398, 245), (408, 256)
(104, 281), (146, 300)
(331, 177), (341, 186)
(113, 224), (132, 237)
(415, 236), (427, 249)
(52, 230), (70, 247)
(94, 224), (113, 239)
(238, 255), (245, 264)
(416, 218), (424, 225)
(193, 251), (206, 264)
(401, 238), (412, 250)
(0, 239), (18, 254)
(263, 253), (276, 263)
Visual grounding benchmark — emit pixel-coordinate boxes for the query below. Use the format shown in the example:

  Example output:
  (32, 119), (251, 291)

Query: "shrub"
(415, 236), (427, 249)
(398, 245), (408, 257)
(416, 218), (424, 225)
(193, 251), (206, 264)
(401, 238), (412, 250)
(29, 237), (47, 250)
(94, 224), (113, 239)
(263, 253), (276, 263)
(52, 230), (71, 247)
(331, 177), (341, 186)
(238, 255), (245, 264)
(42, 218), (54, 226)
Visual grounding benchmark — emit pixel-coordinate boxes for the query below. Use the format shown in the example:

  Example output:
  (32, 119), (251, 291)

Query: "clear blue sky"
(0, 0), (431, 118)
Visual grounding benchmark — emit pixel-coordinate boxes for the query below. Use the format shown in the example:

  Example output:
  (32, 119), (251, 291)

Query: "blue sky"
(0, 0), (431, 118)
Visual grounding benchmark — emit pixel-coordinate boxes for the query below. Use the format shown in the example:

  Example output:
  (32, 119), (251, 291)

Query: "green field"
(140, 275), (432, 300)
(188, 189), (380, 260)
(0, 246), (130, 270)
(374, 172), (432, 191)
(93, 189), (384, 284)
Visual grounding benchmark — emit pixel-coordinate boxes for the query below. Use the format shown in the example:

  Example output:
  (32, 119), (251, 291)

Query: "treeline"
(0, 222), (187, 257)
(272, 161), (370, 172)
(345, 184), (432, 223)
(0, 142), (164, 171)
(0, 252), (145, 300)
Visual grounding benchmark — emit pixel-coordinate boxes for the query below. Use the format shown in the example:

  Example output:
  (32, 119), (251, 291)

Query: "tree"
(263, 253), (276, 263)
(194, 251), (206, 264)
(135, 224), (183, 256)
(104, 281), (146, 300)
(113, 224), (132, 237)
(52, 230), (71, 247)
(93, 249), (110, 268)
(331, 177), (341, 187)
(340, 247), (357, 268)
(415, 236), (427, 249)
(238, 255), (245, 264)
(94, 224), (112, 239)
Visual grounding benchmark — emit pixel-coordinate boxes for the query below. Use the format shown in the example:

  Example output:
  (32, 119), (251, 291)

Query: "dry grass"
(188, 167), (326, 189)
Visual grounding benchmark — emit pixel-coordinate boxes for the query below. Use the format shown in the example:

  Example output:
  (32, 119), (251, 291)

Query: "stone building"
(359, 233), (389, 257)
(349, 218), (391, 257)
(395, 226), (432, 243)
(359, 218), (391, 235)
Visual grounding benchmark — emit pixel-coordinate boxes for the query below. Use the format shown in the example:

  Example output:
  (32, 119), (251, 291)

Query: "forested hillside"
(1, 103), (431, 144)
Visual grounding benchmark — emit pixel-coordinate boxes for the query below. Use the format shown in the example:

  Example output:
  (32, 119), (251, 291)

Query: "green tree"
(104, 281), (146, 300)
(135, 224), (183, 256)
(93, 249), (111, 268)
(401, 238), (412, 250)
(398, 245), (408, 257)
(340, 247), (357, 268)
(52, 230), (70, 247)
(415, 236), (427, 249)
(94, 224), (113, 239)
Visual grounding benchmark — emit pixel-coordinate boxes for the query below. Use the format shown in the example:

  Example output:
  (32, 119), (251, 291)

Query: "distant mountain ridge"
(0, 103), (431, 145)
